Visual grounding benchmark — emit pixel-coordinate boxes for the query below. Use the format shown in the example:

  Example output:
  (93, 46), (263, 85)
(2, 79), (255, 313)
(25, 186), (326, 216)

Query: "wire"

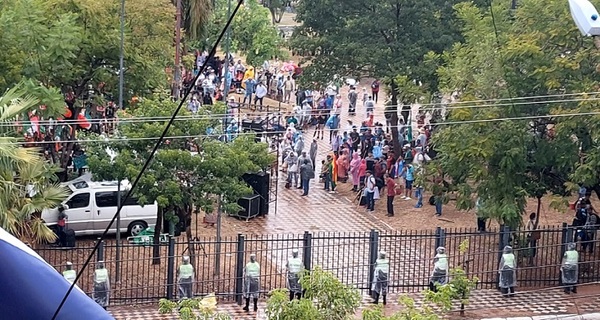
(50, 0), (246, 318)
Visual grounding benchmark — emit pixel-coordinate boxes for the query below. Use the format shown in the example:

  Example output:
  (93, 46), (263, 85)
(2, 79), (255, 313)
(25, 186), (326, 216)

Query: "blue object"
(593, 14), (598, 21)
(0, 227), (113, 320)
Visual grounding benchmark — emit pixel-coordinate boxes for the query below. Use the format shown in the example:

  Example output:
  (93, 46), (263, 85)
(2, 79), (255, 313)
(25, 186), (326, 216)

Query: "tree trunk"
(535, 196), (541, 229)
(152, 207), (163, 265)
(389, 81), (402, 156)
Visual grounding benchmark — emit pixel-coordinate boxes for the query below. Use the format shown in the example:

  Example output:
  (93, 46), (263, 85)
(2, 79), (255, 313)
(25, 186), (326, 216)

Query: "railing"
(35, 223), (600, 305)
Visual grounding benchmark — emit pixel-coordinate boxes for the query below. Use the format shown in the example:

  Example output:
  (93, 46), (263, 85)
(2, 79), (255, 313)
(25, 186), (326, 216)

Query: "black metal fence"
(35, 224), (600, 305)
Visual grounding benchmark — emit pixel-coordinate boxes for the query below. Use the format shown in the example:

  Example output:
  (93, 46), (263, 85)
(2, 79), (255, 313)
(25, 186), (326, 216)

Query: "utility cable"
(50, 0), (245, 318)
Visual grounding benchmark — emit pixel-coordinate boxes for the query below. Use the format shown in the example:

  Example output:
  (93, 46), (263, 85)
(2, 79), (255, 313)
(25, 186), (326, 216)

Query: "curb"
(481, 313), (600, 320)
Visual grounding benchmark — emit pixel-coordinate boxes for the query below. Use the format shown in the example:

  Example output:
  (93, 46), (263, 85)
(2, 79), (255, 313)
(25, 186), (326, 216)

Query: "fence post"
(368, 229), (379, 297)
(435, 227), (446, 249)
(561, 222), (571, 257)
(497, 226), (510, 290)
(96, 238), (104, 262)
(166, 236), (175, 300)
(303, 231), (312, 272)
(235, 233), (245, 305)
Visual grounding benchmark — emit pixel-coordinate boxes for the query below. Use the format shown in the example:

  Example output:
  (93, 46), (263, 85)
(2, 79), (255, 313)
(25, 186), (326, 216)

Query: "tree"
(0, 83), (69, 244)
(206, 0), (283, 66)
(0, 0), (174, 98)
(430, 0), (595, 227)
(180, 0), (213, 42)
(87, 94), (274, 263)
(266, 267), (362, 320)
(266, 263), (477, 320)
(291, 0), (487, 155)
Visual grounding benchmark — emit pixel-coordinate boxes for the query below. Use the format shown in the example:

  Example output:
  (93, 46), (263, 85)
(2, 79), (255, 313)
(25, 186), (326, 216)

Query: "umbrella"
(0, 227), (113, 320)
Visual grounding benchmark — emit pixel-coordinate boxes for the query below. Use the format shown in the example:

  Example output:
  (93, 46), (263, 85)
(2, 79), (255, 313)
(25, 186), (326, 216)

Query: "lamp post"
(568, 0), (600, 48)
(116, 0), (125, 282)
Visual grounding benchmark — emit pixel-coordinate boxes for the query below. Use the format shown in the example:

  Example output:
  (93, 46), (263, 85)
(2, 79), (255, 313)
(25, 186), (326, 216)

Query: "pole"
(214, 196), (222, 276)
(118, 0), (125, 110)
(173, 0), (182, 100)
(116, 181), (121, 282)
(222, 0), (232, 101)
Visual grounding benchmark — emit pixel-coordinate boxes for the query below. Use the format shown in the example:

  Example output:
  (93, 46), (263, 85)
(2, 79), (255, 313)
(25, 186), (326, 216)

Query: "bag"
(65, 229), (76, 248)
(373, 187), (380, 200)
(395, 186), (404, 196)
(309, 170), (316, 179)
(289, 164), (298, 172)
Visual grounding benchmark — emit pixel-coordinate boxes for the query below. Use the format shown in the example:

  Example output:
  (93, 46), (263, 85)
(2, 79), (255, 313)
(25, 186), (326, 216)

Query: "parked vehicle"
(42, 179), (158, 236)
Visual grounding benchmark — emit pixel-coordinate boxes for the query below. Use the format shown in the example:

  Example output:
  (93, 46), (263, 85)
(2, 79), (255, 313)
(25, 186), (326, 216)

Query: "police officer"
(286, 249), (304, 300)
(243, 254), (260, 312)
(93, 261), (110, 309)
(371, 251), (390, 305)
(498, 246), (517, 297)
(561, 243), (579, 294)
(178, 256), (194, 300)
(429, 247), (449, 292)
(62, 261), (76, 284)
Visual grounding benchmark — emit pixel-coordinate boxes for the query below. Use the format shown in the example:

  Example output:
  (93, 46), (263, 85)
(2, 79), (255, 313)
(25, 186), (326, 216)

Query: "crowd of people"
(278, 80), (438, 217)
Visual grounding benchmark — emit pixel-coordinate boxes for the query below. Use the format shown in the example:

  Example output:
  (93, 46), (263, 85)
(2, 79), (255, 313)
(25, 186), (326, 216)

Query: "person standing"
(242, 77), (256, 105)
(284, 76), (295, 103)
(402, 164), (415, 200)
(476, 197), (487, 232)
(365, 96), (375, 117)
(371, 251), (390, 305)
(63, 261), (76, 284)
(93, 261), (110, 309)
(286, 249), (304, 300)
(385, 174), (396, 217)
(254, 82), (267, 109)
(498, 246), (517, 297)
(365, 170), (376, 212)
(285, 152), (299, 188)
(299, 159), (315, 196)
(57, 206), (68, 247)
(178, 256), (194, 300)
(309, 139), (318, 169)
(348, 86), (358, 115)
(561, 243), (579, 294)
(371, 79), (380, 103)
(243, 254), (261, 312)
(429, 247), (449, 292)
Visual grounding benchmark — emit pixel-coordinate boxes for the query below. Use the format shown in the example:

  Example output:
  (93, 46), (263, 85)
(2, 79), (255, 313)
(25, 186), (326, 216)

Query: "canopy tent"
(0, 227), (113, 320)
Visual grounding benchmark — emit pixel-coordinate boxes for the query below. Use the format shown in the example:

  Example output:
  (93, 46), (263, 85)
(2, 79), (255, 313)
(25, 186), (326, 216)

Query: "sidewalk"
(108, 286), (600, 319)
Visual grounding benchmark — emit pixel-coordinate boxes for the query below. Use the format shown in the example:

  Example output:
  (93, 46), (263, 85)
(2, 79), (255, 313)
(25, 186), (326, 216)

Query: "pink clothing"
(349, 153), (362, 185)
(337, 153), (350, 178)
(358, 160), (367, 180)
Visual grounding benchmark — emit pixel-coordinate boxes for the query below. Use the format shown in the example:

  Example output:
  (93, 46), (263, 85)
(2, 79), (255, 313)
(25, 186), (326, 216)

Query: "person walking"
(385, 174), (396, 216)
(309, 139), (318, 169)
(299, 159), (315, 196)
(561, 243), (579, 294)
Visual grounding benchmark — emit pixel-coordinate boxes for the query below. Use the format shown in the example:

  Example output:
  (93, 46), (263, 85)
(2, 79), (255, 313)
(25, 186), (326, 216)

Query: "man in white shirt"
(254, 82), (268, 109)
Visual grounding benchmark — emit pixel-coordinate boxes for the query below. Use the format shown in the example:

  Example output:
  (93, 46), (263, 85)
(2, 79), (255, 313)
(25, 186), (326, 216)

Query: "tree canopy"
(432, 0), (600, 227)
(206, 0), (284, 66)
(87, 94), (274, 261)
(0, 0), (174, 100)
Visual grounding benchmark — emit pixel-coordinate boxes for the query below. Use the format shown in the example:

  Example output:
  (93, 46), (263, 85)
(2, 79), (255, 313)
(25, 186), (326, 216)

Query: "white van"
(42, 180), (158, 236)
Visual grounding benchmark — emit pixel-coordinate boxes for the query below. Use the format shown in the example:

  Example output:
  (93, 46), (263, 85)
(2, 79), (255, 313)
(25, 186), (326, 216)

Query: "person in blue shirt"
(243, 78), (256, 104)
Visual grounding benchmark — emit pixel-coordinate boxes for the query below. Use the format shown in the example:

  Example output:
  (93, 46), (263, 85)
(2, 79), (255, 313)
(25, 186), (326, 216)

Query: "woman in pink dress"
(349, 153), (362, 191)
(358, 159), (367, 189)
